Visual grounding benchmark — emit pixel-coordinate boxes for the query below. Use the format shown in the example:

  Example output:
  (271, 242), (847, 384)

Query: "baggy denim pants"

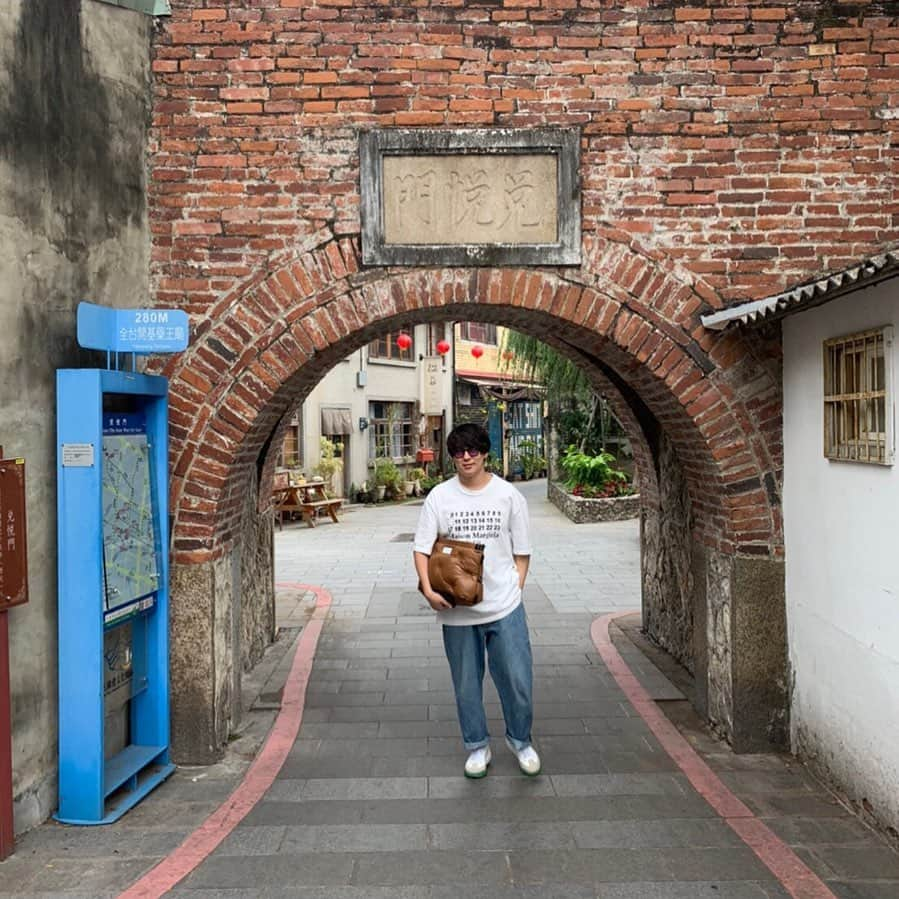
(441, 603), (534, 751)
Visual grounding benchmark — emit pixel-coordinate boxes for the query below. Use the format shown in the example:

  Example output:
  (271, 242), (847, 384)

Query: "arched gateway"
(147, 0), (897, 769)
(157, 233), (786, 762)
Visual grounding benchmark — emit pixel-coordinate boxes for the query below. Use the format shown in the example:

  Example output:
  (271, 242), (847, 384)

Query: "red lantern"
(471, 344), (484, 359)
(396, 332), (412, 351)
(436, 339), (451, 356)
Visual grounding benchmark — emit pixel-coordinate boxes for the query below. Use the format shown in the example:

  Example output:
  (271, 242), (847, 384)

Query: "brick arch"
(164, 239), (781, 564)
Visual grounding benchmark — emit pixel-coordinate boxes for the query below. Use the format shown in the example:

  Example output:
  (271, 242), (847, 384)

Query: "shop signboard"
(0, 459), (27, 612)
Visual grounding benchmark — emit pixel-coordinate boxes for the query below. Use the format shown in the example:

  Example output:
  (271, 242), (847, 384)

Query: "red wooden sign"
(0, 459), (28, 611)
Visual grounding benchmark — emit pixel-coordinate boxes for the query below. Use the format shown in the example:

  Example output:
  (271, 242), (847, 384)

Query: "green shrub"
(516, 439), (547, 480)
(420, 475), (441, 494)
(560, 445), (629, 493)
(314, 437), (343, 483)
(373, 458), (402, 498)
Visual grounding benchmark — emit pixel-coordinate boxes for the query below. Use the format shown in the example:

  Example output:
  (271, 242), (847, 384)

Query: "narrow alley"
(6, 483), (898, 897)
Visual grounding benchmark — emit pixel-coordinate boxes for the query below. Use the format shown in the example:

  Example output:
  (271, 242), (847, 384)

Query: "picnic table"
(273, 480), (341, 529)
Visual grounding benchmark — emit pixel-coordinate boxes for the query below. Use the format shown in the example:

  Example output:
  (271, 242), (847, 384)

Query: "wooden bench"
(274, 481), (342, 529)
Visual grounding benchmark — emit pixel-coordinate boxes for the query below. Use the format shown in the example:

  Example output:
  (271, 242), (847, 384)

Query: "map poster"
(101, 434), (159, 614)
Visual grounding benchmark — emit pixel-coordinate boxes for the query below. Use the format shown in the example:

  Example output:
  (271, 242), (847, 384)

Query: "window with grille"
(369, 328), (415, 362)
(823, 326), (894, 465)
(278, 415), (302, 469)
(458, 322), (497, 345)
(369, 401), (414, 459)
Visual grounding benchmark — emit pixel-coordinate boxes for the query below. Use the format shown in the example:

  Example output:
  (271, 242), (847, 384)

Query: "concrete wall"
(0, 0), (151, 831)
(783, 280), (899, 831)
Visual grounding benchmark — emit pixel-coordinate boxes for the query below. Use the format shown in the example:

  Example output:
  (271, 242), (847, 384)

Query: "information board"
(57, 369), (175, 824)
(101, 415), (159, 620)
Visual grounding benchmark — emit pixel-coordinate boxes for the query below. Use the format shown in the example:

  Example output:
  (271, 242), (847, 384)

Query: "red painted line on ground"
(591, 613), (837, 899)
(118, 584), (331, 899)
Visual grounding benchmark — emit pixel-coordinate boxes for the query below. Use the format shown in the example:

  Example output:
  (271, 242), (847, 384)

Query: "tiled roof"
(701, 250), (899, 331)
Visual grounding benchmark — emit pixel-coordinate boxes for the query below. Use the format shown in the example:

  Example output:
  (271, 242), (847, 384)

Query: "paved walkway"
(4, 481), (899, 897)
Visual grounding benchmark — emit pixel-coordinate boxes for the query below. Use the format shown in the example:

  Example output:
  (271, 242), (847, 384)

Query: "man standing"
(413, 423), (540, 778)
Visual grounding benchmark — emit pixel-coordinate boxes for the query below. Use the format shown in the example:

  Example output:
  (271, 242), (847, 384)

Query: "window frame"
(823, 325), (894, 466)
(426, 322), (447, 356)
(277, 413), (302, 469)
(368, 400), (415, 460)
(368, 328), (416, 364)
(458, 322), (498, 346)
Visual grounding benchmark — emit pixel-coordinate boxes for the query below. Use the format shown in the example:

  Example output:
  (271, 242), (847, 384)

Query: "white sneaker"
(464, 746), (492, 778)
(506, 737), (541, 776)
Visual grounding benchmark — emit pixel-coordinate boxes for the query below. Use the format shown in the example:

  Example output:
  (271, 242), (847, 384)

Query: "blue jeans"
(441, 603), (534, 752)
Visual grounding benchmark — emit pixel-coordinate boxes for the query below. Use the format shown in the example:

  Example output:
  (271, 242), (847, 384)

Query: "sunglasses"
(451, 449), (483, 460)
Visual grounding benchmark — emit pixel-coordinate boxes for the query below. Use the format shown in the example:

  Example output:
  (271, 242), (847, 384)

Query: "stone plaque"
(383, 154), (558, 246)
(361, 128), (580, 266)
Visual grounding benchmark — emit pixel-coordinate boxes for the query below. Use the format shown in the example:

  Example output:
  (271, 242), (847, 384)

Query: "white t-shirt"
(414, 474), (532, 626)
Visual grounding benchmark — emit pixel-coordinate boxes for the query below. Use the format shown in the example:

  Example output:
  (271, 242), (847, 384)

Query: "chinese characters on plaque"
(421, 356), (444, 416)
(383, 154), (558, 246)
(0, 459), (27, 611)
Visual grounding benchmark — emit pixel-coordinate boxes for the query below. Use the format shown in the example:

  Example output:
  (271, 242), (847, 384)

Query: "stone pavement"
(3, 480), (899, 897)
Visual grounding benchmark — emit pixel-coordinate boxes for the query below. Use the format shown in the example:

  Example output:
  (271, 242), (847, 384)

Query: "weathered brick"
(152, 0), (898, 558)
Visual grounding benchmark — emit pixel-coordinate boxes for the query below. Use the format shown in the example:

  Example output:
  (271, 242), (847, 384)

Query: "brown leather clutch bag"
(422, 537), (485, 607)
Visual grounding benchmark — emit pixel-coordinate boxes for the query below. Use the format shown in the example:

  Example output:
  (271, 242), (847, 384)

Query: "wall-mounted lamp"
(359, 416), (369, 432)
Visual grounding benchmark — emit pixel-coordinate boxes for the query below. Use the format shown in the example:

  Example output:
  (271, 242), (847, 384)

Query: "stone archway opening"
(160, 248), (786, 764)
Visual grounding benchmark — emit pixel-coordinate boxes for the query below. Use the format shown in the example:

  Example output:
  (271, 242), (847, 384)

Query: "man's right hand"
(423, 588), (452, 612)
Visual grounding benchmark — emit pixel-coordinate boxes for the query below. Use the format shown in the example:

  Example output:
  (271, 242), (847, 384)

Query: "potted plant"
(408, 467), (427, 496)
(420, 474), (441, 496)
(517, 439), (547, 481)
(559, 444), (631, 496)
(373, 457), (401, 501)
(314, 436), (343, 497)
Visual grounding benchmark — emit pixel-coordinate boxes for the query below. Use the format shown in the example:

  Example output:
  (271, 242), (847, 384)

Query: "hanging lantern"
(471, 344), (484, 359)
(436, 339), (451, 356)
(396, 332), (412, 351)
(502, 350), (514, 362)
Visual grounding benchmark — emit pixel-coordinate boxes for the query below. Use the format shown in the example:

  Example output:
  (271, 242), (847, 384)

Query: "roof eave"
(700, 250), (899, 332)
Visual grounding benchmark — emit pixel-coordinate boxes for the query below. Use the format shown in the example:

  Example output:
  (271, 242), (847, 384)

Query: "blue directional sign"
(77, 302), (189, 355)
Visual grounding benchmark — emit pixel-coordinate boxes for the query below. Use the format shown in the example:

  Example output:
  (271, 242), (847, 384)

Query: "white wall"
(782, 278), (899, 830)
(301, 325), (454, 492)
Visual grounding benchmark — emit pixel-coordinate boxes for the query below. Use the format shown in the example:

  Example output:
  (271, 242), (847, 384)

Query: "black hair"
(447, 422), (491, 457)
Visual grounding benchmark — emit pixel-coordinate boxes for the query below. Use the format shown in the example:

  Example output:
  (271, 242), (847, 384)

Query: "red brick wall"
(150, 1), (897, 560)
(152, 0), (898, 303)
